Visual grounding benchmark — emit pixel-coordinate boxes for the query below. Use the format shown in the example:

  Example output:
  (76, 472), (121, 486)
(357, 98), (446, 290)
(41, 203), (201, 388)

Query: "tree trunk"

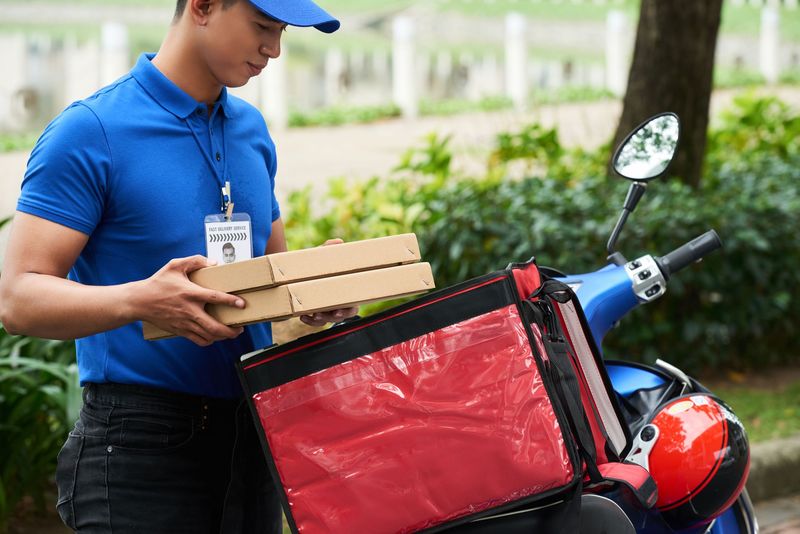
(612, 0), (723, 188)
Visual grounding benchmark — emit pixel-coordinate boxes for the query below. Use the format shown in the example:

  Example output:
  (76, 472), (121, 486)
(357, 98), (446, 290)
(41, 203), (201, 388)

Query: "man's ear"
(188, 0), (215, 25)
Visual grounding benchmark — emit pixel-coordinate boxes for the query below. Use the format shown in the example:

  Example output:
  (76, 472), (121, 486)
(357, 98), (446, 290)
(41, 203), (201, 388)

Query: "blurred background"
(1, 0), (799, 532)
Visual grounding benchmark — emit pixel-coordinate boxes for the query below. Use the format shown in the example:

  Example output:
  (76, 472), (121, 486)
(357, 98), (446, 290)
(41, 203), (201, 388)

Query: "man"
(222, 242), (236, 264)
(0, 0), (352, 532)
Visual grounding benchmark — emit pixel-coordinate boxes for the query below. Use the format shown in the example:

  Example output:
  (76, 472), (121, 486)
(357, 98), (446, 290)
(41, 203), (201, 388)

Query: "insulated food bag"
(238, 260), (654, 533)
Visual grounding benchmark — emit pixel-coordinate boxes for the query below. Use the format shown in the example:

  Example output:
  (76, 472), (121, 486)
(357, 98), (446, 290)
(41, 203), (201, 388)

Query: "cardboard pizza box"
(190, 233), (421, 294)
(143, 262), (435, 341)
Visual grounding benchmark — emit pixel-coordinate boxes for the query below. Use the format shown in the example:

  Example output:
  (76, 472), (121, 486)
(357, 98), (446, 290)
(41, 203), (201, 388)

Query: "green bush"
(288, 104), (402, 127)
(0, 330), (79, 531)
(419, 96), (513, 117)
(285, 95), (800, 373)
(0, 133), (38, 154)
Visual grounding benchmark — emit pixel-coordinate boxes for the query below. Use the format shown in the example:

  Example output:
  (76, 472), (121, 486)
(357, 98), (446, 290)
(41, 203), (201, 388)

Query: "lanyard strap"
(185, 108), (231, 215)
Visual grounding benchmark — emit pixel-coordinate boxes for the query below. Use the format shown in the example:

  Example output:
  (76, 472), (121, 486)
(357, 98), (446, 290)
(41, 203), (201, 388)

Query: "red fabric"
(596, 462), (658, 508)
(511, 262), (542, 301)
(597, 463), (651, 490)
(252, 305), (573, 534)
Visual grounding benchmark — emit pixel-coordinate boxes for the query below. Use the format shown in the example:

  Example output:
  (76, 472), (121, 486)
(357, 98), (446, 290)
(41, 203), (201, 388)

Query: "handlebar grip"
(656, 230), (722, 279)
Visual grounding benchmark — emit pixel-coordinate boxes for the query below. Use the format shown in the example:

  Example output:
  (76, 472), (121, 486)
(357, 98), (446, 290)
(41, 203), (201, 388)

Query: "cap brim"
(249, 0), (340, 33)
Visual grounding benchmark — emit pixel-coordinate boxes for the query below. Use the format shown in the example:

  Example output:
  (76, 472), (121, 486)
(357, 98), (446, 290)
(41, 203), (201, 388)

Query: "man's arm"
(265, 218), (288, 255)
(0, 212), (245, 346)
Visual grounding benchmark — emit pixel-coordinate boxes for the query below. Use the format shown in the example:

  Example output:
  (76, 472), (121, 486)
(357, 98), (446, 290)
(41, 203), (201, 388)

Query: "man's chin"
(225, 77), (251, 89)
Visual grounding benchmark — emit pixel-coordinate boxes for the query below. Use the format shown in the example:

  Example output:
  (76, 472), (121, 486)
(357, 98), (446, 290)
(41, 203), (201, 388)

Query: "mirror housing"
(606, 113), (681, 264)
(612, 112), (680, 182)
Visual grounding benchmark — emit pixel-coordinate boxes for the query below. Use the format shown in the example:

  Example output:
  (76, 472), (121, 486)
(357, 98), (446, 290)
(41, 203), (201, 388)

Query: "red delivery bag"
(238, 260), (651, 533)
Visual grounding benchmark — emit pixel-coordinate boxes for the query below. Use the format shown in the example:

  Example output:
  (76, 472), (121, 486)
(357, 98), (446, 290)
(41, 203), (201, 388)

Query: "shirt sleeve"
(17, 102), (112, 236)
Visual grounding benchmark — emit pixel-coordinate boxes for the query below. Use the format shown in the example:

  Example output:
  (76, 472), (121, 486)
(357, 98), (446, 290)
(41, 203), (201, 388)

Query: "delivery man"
(0, 0), (353, 532)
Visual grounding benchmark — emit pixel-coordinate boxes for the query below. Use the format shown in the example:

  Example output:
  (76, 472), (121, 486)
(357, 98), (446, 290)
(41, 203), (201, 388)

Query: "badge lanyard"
(185, 111), (233, 218)
(186, 108), (254, 264)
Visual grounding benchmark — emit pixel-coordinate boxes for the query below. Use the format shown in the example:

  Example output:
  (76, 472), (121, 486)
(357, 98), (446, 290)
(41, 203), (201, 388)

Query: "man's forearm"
(0, 273), (138, 340)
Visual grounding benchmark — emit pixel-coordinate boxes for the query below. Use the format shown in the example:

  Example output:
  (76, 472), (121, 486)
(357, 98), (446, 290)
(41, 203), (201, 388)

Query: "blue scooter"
(549, 113), (757, 533)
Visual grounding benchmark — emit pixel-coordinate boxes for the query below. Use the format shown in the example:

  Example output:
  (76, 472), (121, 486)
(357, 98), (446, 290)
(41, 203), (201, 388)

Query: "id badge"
(204, 213), (253, 264)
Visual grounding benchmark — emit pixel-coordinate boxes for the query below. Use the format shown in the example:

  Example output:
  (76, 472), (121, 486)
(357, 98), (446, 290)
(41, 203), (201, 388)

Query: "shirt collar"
(131, 53), (235, 119)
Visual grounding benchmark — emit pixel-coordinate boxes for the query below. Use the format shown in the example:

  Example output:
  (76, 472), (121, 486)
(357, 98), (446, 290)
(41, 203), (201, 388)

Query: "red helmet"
(631, 394), (750, 531)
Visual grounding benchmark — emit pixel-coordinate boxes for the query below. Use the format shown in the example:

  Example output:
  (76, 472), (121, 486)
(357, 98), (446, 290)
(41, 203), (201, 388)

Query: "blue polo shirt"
(17, 54), (281, 398)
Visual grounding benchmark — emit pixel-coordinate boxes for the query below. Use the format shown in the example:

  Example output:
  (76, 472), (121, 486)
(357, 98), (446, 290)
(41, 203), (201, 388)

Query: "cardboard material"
(190, 234), (421, 293)
(143, 263), (435, 341)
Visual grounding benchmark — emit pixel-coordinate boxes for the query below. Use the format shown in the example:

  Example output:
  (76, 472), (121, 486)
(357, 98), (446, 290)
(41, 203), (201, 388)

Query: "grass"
(713, 379), (800, 444)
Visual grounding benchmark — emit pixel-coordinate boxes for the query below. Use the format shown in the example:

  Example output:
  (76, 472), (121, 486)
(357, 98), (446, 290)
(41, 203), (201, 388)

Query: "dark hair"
(222, 242), (235, 252)
(174, 0), (239, 21)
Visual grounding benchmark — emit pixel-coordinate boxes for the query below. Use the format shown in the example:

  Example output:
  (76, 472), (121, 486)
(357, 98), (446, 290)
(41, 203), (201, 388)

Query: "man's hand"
(298, 238), (359, 327)
(299, 307), (359, 327)
(131, 255), (245, 346)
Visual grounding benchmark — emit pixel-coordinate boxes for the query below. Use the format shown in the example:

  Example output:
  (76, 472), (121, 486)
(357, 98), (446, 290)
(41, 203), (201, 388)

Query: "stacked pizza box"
(143, 234), (434, 340)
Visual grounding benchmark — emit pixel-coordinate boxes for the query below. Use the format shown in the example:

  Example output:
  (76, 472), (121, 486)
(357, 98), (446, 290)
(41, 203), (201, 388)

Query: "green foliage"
(285, 95), (800, 373)
(288, 104), (402, 128)
(713, 68), (766, 89)
(285, 91), (614, 129)
(419, 96), (513, 117)
(0, 132), (38, 154)
(489, 123), (565, 174)
(707, 93), (800, 162)
(530, 86), (615, 106)
(0, 330), (79, 530)
(780, 70), (800, 85)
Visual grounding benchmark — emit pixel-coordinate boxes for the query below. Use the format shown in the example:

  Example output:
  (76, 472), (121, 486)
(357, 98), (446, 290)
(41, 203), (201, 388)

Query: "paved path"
(757, 495), (800, 534)
(2, 86), (799, 266)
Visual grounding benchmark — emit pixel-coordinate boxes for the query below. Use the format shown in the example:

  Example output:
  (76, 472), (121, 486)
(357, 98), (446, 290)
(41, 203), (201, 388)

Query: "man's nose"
(260, 38), (281, 60)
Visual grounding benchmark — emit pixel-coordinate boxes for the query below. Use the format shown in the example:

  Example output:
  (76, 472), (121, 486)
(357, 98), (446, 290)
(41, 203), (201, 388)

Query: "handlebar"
(655, 230), (722, 280)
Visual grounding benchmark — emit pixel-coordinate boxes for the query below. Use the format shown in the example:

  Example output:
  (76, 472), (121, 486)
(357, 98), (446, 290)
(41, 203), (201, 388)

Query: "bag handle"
(529, 279), (573, 303)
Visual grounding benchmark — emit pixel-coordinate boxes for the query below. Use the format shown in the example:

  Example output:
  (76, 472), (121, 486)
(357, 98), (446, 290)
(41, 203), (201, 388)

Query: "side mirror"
(606, 113), (681, 265)
(612, 113), (680, 181)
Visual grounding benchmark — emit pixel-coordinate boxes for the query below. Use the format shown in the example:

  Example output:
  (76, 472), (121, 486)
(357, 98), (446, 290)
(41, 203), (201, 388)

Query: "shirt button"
(216, 152), (222, 162)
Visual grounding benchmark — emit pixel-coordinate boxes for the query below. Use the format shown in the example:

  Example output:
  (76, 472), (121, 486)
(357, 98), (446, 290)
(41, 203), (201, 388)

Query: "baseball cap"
(248, 0), (340, 33)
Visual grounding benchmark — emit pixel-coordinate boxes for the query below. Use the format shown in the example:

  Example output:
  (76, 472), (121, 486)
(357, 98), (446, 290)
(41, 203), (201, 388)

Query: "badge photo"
(204, 213), (253, 265)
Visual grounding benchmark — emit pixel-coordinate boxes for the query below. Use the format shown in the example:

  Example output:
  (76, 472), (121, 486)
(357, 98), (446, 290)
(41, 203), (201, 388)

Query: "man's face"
(200, 0), (287, 88)
(223, 247), (236, 263)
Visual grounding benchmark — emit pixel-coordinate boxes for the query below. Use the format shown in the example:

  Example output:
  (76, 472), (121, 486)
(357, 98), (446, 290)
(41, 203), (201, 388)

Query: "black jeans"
(55, 383), (282, 534)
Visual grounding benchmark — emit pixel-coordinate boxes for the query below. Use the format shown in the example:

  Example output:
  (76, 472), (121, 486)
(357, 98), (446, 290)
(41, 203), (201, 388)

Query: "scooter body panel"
(555, 264), (639, 347)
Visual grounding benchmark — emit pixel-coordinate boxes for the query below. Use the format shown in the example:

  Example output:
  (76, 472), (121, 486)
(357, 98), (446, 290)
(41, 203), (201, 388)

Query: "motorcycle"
(456, 113), (756, 533)
(553, 113), (756, 534)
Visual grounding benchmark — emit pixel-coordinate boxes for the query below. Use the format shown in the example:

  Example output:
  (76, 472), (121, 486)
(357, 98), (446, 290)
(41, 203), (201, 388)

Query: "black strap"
(529, 279), (573, 303)
(545, 338), (603, 483)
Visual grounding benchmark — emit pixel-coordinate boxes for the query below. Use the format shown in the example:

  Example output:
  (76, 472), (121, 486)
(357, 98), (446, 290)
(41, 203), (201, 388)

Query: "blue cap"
(249, 0), (340, 33)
